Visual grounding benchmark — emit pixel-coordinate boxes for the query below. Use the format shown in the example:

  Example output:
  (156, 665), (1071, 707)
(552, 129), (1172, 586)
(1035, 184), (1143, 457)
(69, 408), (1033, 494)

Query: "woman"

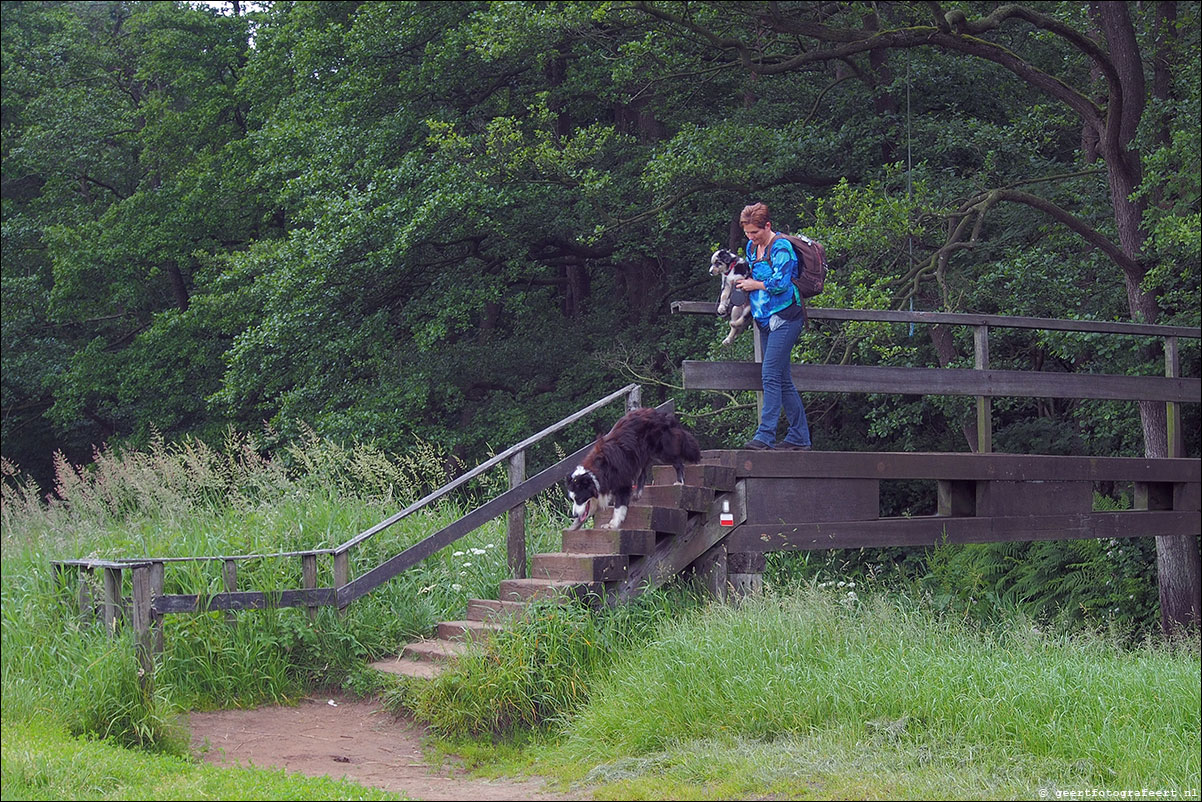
(735, 202), (812, 451)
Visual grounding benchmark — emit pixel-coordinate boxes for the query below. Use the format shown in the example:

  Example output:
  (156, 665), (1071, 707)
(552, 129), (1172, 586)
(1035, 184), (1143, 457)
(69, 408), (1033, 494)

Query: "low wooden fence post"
(507, 450), (527, 579)
(131, 564), (154, 689)
(223, 559), (237, 627)
(102, 565), (122, 635)
(150, 561), (164, 654)
(78, 566), (96, 625)
(334, 550), (351, 615)
(302, 554), (318, 623)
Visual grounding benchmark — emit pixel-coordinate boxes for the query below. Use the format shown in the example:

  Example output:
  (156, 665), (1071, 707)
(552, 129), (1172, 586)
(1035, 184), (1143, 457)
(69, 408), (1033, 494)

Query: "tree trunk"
(1095, 1), (1200, 631)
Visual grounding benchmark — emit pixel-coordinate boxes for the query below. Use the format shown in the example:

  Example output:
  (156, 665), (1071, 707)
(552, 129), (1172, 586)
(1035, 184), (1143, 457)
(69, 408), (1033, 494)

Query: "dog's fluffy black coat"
(565, 408), (702, 530)
(710, 249), (753, 346)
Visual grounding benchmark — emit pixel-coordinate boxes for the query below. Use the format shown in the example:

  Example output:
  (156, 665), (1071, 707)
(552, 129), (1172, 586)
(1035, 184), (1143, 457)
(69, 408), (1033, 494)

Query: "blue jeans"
(753, 313), (811, 447)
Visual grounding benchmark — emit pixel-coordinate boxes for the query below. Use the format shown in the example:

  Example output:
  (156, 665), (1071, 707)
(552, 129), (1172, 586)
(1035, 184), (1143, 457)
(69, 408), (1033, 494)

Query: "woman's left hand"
(736, 278), (764, 292)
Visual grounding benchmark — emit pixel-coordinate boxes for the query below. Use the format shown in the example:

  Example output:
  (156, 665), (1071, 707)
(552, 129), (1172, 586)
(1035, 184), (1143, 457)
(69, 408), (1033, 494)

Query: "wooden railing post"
(222, 559), (237, 627)
(150, 561), (164, 654)
(1165, 336), (1182, 459)
(507, 450), (527, 579)
(78, 566), (96, 626)
(102, 565), (122, 636)
(974, 324), (992, 453)
(334, 550), (351, 615)
(302, 554), (318, 623)
(626, 385), (642, 412)
(131, 564), (154, 689)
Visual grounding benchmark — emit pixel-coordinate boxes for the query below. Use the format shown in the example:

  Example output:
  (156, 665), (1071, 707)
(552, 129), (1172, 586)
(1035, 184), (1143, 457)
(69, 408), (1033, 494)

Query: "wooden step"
(438, 619), (503, 643)
(466, 598), (527, 622)
(531, 552), (629, 582)
(401, 638), (470, 663)
(594, 504), (687, 534)
(637, 483), (714, 512)
(369, 654), (446, 680)
(652, 463), (737, 490)
(497, 578), (609, 603)
(562, 528), (657, 555)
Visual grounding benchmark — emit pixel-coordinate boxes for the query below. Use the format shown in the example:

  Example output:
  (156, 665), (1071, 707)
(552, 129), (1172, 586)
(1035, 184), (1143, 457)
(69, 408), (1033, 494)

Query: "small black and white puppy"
(565, 407), (702, 530)
(710, 249), (753, 346)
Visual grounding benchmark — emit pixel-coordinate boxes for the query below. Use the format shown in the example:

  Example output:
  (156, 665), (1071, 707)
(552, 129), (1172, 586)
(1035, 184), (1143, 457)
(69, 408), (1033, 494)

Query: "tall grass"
(539, 588), (1200, 798)
(409, 588), (705, 738)
(1, 429), (571, 750)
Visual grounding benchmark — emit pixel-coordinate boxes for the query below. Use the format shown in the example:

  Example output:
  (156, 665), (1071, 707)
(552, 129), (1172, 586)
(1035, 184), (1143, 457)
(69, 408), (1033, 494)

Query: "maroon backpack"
(774, 232), (828, 299)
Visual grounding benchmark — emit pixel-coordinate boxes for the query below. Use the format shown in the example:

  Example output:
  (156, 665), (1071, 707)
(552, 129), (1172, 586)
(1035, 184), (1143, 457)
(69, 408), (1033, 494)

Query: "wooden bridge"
(51, 308), (1200, 681)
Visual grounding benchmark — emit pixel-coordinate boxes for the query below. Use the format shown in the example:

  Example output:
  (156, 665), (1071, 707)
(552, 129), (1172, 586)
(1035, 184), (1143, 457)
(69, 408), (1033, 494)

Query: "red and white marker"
(720, 499), (734, 526)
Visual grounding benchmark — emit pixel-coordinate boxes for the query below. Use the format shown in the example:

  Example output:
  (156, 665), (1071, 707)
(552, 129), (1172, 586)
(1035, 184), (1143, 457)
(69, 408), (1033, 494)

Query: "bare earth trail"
(187, 692), (586, 801)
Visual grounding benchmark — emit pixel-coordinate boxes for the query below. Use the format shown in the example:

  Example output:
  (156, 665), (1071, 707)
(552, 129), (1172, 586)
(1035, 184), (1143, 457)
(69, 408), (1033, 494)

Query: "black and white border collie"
(710, 249), (753, 346)
(565, 407), (702, 530)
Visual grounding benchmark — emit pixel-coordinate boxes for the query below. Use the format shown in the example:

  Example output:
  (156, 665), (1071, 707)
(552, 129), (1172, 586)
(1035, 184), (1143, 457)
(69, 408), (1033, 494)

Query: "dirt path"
(187, 693), (586, 801)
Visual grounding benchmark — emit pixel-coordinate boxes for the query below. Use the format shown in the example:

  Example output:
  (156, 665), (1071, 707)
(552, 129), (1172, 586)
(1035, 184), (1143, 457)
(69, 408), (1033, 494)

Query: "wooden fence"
(672, 303), (1199, 456)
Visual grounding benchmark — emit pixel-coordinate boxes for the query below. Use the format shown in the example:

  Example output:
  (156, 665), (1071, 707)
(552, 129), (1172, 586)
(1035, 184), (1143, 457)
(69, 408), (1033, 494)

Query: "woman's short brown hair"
(739, 202), (771, 228)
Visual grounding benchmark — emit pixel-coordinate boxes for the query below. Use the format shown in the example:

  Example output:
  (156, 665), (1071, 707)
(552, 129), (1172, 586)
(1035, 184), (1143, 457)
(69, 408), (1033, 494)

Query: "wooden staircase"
(370, 460), (738, 679)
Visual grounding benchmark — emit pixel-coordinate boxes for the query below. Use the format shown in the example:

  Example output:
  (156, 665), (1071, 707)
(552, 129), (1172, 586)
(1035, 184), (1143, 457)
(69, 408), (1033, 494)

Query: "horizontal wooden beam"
(683, 361), (1200, 403)
(703, 450), (1201, 484)
(671, 302), (1202, 339)
(725, 511), (1199, 552)
(153, 587), (336, 614)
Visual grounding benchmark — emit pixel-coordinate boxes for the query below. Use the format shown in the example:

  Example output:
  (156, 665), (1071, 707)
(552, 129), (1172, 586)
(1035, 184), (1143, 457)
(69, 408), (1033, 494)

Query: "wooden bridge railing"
(671, 303), (1200, 456)
(51, 384), (649, 678)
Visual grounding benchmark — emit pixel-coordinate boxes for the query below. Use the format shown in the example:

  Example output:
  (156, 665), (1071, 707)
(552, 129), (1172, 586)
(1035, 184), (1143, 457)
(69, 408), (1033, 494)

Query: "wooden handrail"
(682, 361), (1201, 403)
(333, 383), (641, 554)
(670, 302), (1202, 339)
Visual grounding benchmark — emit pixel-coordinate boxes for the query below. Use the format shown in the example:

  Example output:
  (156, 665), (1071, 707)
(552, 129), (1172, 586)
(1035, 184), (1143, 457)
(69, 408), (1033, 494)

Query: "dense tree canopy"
(3, 1), (1199, 607)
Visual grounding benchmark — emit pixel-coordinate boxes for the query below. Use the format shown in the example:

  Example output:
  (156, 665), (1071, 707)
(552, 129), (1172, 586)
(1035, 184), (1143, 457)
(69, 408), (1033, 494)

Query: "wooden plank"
(507, 450), (527, 579)
(725, 511), (1199, 552)
(703, 450), (1201, 483)
(222, 559), (238, 626)
(744, 478), (879, 524)
(1166, 336), (1183, 459)
(974, 325), (991, 453)
(153, 586), (337, 614)
(937, 480), (976, 517)
(671, 302), (1202, 339)
(149, 561), (164, 654)
(683, 361), (1200, 403)
(102, 566), (122, 636)
(131, 565), (154, 687)
(975, 480), (1093, 517)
